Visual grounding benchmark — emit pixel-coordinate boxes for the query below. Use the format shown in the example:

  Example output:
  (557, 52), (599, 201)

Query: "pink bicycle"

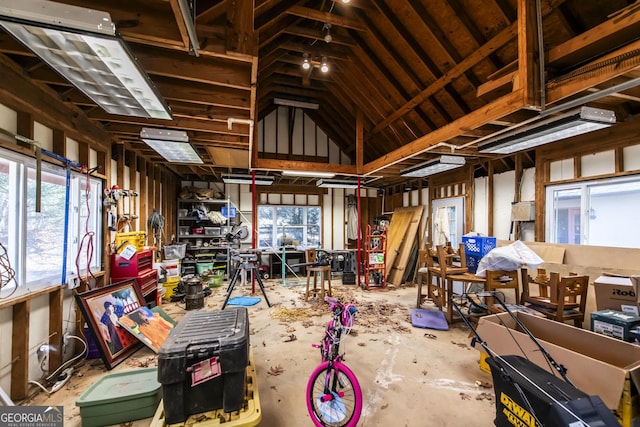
(306, 297), (363, 427)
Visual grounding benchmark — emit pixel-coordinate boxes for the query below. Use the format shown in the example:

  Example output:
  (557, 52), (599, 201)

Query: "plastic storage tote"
(158, 307), (250, 424)
(76, 367), (161, 427)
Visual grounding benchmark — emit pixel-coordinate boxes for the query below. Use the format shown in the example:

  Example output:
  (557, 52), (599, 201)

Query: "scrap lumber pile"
(385, 206), (424, 286)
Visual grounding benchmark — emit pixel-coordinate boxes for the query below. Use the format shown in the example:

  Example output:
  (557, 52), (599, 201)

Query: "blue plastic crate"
(462, 236), (496, 257)
(465, 254), (482, 273)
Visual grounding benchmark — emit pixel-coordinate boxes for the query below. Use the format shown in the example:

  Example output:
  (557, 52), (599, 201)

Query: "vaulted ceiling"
(1, 0), (640, 187)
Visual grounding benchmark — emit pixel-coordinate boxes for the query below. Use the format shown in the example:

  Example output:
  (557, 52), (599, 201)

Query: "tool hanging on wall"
(117, 189), (139, 231)
(103, 185), (121, 231)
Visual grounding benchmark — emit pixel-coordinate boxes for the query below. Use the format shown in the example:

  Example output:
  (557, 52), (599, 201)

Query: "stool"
(304, 248), (332, 301)
(305, 265), (332, 301)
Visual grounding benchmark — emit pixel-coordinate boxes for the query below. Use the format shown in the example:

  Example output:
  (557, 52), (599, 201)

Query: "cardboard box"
(475, 311), (640, 414)
(591, 309), (640, 342)
(593, 276), (640, 314)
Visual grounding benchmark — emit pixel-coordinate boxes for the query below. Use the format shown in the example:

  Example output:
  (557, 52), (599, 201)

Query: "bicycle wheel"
(306, 361), (362, 427)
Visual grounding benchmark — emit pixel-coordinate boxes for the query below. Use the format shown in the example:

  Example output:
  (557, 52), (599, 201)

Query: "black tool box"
(157, 307), (250, 424)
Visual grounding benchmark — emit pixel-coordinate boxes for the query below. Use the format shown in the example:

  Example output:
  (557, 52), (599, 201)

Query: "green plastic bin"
(76, 367), (161, 427)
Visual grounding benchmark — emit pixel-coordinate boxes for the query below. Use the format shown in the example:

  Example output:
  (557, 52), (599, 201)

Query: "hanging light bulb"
(323, 23), (332, 43)
(341, 0), (351, 3)
(302, 53), (311, 70)
(320, 57), (329, 73)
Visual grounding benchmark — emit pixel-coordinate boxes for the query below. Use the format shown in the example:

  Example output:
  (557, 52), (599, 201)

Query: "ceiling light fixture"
(302, 52), (311, 70)
(140, 128), (202, 163)
(274, 97), (320, 110)
(282, 170), (335, 178)
(341, 0), (351, 3)
(400, 155), (466, 177)
(317, 179), (359, 189)
(323, 23), (332, 43)
(222, 174), (274, 186)
(176, 0), (200, 57)
(478, 106), (616, 155)
(0, 0), (172, 120)
(320, 57), (329, 73)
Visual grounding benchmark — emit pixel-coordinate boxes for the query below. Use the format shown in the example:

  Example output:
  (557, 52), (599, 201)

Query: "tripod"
(222, 253), (271, 309)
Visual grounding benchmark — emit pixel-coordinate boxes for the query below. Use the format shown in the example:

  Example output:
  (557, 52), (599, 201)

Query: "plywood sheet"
(386, 206), (424, 285)
(499, 241), (565, 264)
(206, 147), (248, 168)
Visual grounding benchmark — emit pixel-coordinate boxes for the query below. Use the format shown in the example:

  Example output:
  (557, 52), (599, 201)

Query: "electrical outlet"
(66, 273), (79, 289)
(36, 344), (50, 373)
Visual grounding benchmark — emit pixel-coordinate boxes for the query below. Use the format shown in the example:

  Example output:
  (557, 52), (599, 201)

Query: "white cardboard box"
(593, 276), (640, 314)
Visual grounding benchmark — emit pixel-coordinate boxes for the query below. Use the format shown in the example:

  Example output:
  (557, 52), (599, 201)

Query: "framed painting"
(75, 279), (145, 369)
(117, 306), (174, 353)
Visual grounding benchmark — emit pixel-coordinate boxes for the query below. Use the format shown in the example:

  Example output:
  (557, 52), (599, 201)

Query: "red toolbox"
(111, 248), (153, 278)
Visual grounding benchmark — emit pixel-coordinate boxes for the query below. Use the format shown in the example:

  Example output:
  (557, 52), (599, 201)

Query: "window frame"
(545, 175), (640, 247)
(0, 147), (103, 296)
(257, 204), (321, 249)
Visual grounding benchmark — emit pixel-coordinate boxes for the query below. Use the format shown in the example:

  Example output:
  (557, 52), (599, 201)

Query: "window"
(0, 147), (102, 292)
(257, 205), (321, 249)
(546, 176), (640, 248)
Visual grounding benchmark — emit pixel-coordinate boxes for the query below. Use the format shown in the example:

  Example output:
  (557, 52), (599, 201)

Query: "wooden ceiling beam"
(546, 39), (640, 105)
(283, 25), (356, 47)
(255, 0), (301, 31)
(548, 2), (640, 70)
(97, 114), (249, 136)
(226, 0), (257, 56)
(258, 15), (299, 50)
(361, 2), (454, 126)
(168, 0), (192, 53)
(195, 2), (226, 22)
(363, 90), (525, 175)
(0, 54), (111, 151)
(285, 5), (366, 31)
(153, 78), (251, 110)
(131, 45), (253, 90)
(254, 158), (357, 175)
(368, 21), (518, 138)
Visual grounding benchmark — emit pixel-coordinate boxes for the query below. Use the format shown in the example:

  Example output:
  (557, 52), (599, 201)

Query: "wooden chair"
(484, 269), (521, 313)
(304, 248), (332, 301)
(522, 271), (589, 327)
(436, 244), (486, 323)
(424, 245), (465, 310)
(415, 246), (439, 306)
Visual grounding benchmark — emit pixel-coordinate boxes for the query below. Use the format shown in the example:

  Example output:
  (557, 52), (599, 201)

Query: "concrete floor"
(26, 277), (498, 426)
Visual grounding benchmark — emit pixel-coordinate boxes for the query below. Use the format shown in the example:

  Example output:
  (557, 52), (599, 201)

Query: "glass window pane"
(551, 188), (581, 244)
(277, 226), (303, 246)
(587, 180), (640, 248)
(276, 207), (303, 225)
(26, 167), (66, 284)
(73, 176), (103, 273)
(307, 207), (320, 225)
(0, 157), (13, 248)
(308, 225), (320, 247)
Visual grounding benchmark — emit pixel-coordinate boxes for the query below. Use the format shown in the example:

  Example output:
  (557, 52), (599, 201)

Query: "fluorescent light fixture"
(478, 106), (616, 154)
(177, 0), (200, 56)
(222, 174), (274, 185)
(282, 170), (335, 178)
(140, 127), (202, 163)
(0, 0), (171, 120)
(400, 155), (466, 178)
(317, 179), (359, 189)
(274, 97), (320, 110)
